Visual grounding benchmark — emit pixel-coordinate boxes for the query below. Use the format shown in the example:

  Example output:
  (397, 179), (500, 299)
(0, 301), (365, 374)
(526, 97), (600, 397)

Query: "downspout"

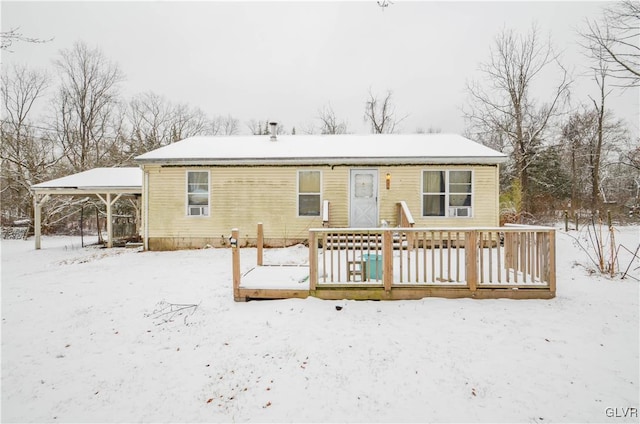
(143, 166), (149, 250)
(496, 164), (501, 226)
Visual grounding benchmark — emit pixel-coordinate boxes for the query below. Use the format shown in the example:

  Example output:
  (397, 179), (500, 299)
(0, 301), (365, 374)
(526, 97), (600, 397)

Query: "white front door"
(350, 169), (378, 227)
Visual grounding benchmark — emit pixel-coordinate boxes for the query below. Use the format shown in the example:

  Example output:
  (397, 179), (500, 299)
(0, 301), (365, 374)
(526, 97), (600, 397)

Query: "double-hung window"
(422, 170), (472, 217)
(187, 170), (209, 216)
(298, 170), (321, 216)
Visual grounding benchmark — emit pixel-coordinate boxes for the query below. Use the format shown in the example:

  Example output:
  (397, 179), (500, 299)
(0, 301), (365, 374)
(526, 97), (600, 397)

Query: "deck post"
(309, 230), (317, 291)
(257, 222), (264, 266)
(231, 228), (243, 301)
(383, 230), (393, 292)
(504, 231), (513, 271)
(466, 230), (477, 293)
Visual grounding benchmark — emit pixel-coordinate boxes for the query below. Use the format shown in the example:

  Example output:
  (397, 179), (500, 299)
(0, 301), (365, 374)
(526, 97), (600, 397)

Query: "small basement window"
(187, 170), (209, 216)
(298, 170), (321, 216)
(422, 170), (472, 217)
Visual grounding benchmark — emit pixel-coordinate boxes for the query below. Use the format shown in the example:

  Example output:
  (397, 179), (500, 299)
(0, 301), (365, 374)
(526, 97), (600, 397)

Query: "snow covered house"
(31, 132), (558, 301)
(134, 128), (508, 251)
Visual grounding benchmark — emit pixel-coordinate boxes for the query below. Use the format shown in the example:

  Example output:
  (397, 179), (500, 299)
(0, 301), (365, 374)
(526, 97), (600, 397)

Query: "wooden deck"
(238, 265), (310, 300)
(232, 225), (556, 301)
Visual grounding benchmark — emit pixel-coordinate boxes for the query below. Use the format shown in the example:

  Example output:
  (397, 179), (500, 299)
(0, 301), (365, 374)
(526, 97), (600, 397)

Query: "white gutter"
(143, 168), (149, 251)
(135, 156), (508, 167)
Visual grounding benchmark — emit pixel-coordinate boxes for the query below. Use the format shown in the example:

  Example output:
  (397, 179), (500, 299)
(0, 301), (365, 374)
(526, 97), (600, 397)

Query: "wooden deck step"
(321, 233), (408, 250)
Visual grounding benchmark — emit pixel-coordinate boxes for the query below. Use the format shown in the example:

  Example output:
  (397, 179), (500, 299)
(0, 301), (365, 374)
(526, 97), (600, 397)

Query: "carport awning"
(32, 167), (142, 195)
(31, 167), (143, 249)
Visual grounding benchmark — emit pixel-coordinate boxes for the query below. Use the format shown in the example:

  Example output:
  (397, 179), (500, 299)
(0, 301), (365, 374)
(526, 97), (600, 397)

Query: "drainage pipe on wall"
(143, 168), (149, 251)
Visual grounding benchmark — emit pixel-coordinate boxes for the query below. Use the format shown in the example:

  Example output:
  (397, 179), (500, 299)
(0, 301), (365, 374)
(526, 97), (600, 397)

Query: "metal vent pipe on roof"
(269, 122), (277, 141)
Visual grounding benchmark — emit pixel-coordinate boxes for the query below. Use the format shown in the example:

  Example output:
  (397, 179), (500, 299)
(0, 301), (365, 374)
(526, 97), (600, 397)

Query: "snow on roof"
(32, 167), (142, 191)
(134, 134), (508, 165)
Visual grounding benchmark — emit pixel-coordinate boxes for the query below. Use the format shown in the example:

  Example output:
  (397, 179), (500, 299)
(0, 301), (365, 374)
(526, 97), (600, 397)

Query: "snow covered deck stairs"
(232, 225), (557, 302)
(321, 232), (409, 250)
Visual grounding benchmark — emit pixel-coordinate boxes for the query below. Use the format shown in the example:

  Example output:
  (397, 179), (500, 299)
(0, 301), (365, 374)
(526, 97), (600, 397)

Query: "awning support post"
(96, 193), (123, 248)
(34, 193), (50, 250)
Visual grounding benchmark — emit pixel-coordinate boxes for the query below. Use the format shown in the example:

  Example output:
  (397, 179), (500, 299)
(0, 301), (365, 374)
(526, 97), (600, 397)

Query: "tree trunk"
(96, 207), (103, 244)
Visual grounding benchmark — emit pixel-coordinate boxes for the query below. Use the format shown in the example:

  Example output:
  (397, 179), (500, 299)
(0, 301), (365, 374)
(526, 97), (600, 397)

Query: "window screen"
(298, 170), (321, 216)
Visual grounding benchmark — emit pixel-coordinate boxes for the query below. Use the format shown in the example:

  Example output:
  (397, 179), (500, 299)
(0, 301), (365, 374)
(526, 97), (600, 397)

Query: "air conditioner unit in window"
(449, 207), (471, 217)
(189, 206), (208, 216)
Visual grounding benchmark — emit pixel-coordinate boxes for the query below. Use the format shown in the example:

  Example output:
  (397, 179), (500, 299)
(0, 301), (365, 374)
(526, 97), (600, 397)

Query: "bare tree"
(51, 41), (125, 171)
(126, 92), (212, 158)
(1, 27), (52, 51)
(562, 105), (628, 212)
(363, 89), (407, 134)
(587, 53), (610, 210)
(295, 121), (318, 135)
(0, 65), (59, 226)
(582, 1), (640, 87)
(246, 119), (266, 135)
(246, 119), (285, 135)
(1, 65), (48, 145)
(221, 114), (239, 135)
(562, 107), (597, 212)
(105, 104), (130, 165)
(579, 8), (638, 210)
(165, 103), (209, 141)
(127, 92), (173, 155)
(464, 25), (571, 214)
(211, 114), (240, 135)
(415, 126), (441, 134)
(317, 104), (348, 134)
(622, 144), (640, 171)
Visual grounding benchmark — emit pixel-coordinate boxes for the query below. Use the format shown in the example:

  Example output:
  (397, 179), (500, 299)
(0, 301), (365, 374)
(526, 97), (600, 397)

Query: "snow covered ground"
(1, 227), (639, 423)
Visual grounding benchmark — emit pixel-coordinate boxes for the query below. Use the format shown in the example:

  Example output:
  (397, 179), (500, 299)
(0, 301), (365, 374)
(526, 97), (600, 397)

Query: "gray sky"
(2, 1), (638, 137)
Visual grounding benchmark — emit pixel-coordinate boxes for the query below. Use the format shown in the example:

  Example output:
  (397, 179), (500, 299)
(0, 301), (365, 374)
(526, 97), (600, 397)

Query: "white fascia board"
(136, 156), (508, 166)
(32, 187), (142, 195)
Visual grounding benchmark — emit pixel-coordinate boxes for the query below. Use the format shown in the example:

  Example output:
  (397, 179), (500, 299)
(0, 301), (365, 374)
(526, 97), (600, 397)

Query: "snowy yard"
(1, 227), (639, 423)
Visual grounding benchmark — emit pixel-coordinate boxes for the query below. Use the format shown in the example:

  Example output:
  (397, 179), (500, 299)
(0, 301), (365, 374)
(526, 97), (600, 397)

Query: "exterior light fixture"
(386, 173), (391, 189)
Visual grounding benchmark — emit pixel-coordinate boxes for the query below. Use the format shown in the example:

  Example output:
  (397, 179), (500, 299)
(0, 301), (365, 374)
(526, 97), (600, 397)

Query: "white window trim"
(297, 170), (322, 217)
(186, 170), (210, 217)
(421, 169), (473, 218)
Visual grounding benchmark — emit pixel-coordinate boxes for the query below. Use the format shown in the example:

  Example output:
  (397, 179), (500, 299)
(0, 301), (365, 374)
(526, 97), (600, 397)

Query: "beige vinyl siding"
(145, 166), (191, 237)
(377, 165), (498, 227)
(322, 167), (349, 226)
(213, 167), (325, 243)
(145, 165), (334, 248)
(378, 166), (421, 225)
(143, 164), (499, 250)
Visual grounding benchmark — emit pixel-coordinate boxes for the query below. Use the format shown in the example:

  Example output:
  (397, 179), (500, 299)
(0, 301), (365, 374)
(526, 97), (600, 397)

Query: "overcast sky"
(2, 1), (639, 137)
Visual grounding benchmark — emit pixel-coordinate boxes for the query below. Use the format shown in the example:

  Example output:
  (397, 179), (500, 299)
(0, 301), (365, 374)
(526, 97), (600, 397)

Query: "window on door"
(354, 173), (374, 198)
(422, 170), (472, 217)
(298, 170), (321, 216)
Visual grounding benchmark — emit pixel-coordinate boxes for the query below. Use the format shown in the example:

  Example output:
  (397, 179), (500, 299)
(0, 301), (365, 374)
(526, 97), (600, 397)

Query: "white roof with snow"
(32, 167), (142, 193)
(135, 134), (507, 165)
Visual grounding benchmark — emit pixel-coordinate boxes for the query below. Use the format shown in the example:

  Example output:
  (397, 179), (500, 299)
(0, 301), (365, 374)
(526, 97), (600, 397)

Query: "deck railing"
(308, 226), (556, 294)
(397, 201), (415, 228)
